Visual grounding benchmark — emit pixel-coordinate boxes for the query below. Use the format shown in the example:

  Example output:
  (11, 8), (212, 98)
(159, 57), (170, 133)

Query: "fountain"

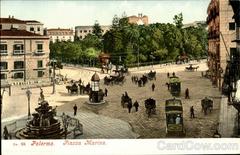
(15, 100), (65, 139)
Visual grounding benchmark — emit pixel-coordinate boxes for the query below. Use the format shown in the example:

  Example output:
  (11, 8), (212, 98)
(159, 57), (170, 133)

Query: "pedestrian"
(133, 100), (139, 112)
(127, 99), (133, 113)
(73, 104), (78, 116)
(190, 106), (195, 118)
(79, 78), (82, 85)
(175, 114), (181, 124)
(185, 88), (190, 99)
(3, 126), (9, 139)
(172, 72), (176, 77)
(105, 88), (108, 97)
(152, 83), (155, 91)
(167, 72), (170, 78)
(166, 82), (170, 90)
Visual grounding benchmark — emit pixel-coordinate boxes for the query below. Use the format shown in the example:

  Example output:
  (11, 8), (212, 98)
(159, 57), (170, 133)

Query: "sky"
(1, 0), (211, 29)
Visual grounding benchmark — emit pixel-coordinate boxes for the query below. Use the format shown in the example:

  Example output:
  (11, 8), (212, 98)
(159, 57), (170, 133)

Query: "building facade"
(127, 14), (148, 25)
(25, 20), (44, 35)
(0, 16), (44, 35)
(0, 17), (50, 83)
(207, 0), (236, 88)
(46, 28), (74, 43)
(75, 25), (110, 40)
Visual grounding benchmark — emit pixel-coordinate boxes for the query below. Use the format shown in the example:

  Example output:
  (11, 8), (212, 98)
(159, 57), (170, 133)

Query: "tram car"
(169, 76), (181, 96)
(165, 98), (185, 137)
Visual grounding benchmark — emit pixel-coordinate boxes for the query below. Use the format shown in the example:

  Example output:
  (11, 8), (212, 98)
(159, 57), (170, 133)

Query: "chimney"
(9, 15), (11, 18)
(12, 16), (14, 19)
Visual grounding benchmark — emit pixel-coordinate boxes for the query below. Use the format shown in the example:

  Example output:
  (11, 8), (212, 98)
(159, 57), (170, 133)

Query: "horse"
(121, 94), (132, 108)
(144, 98), (156, 117)
(201, 98), (213, 115)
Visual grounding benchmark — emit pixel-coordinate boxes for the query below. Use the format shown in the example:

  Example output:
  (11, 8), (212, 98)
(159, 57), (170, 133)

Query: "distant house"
(127, 14), (148, 25)
(75, 25), (110, 40)
(46, 28), (74, 43)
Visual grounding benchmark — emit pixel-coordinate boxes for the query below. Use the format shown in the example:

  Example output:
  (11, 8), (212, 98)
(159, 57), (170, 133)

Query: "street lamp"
(51, 59), (57, 94)
(26, 88), (32, 119)
(1, 88), (6, 116)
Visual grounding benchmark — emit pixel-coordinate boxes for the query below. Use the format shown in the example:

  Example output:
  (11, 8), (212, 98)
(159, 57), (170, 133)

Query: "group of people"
(131, 75), (148, 87)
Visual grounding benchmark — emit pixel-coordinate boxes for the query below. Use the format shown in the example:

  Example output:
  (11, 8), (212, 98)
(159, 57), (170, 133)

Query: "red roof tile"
(0, 29), (42, 36)
(0, 18), (26, 24)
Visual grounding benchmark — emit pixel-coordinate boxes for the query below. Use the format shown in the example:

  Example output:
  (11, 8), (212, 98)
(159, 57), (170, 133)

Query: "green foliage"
(93, 20), (102, 38)
(173, 13), (183, 29)
(50, 13), (208, 66)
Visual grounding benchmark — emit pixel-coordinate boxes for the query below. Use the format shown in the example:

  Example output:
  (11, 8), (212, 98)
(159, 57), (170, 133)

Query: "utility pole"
(26, 89), (32, 119)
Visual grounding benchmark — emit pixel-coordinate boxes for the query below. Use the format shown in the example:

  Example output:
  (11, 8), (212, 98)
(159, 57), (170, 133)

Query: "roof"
(0, 29), (43, 36)
(24, 20), (42, 23)
(165, 98), (182, 107)
(47, 28), (73, 31)
(0, 18), (26, 24)
(169, 77), (181, 83)
(91, 72), (100, 81)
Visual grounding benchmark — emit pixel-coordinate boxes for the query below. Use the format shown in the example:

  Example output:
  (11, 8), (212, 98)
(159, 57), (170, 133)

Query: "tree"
(173, 13), (183, 29)
(93, 20), (103, 38)
(112, 15), (119, 29)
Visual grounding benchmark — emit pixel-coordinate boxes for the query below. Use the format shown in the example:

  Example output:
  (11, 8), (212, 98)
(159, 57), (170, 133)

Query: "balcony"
(34, 50), (45, 56)
(13, 50), (25, 55)
(0, 67), (8, 72)
(0, 50), (8, 56)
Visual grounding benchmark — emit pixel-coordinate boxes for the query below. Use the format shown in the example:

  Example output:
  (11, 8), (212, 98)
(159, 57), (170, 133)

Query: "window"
(0, 62), (8, 70)
(30, 27), (34, 31)
(229, 22), (235, 30)
(13, 72), (24, 79)
(80, 36), (82, 39)
(37, 71), (44, 77)
(84, 30), (87, 33)
(0, 24), (2, 30)
(37, 44), (43, 52)
(13, 44), (24, 54)
(80, 30), (82, 33)
(37, 27), (40, 31)
(37, 60), (43, 68)
(89, 30), (91, 33)
(0, 44), (7, 54)
(1, 73), (7, 79)
(14, 61), (24, 69)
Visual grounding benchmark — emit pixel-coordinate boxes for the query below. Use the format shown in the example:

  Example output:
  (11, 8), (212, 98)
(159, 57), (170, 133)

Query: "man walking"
(105, 88), (108, 97)
(190, 106), (195, 118)
(73, 104), (78, 116)
(185, 88), (190, 99)
(152, 83), (155, 92)
(127, 99), (133, 113)
(133, 100), (139, 112)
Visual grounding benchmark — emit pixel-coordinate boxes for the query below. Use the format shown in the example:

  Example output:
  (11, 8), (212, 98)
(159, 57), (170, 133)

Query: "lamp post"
(26, 88), (32, 119)
(1, 88), (6, 116)
(51, 59), (57, 94)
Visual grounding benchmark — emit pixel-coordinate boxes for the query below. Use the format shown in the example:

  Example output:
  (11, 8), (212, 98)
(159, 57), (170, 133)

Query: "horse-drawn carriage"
(185, 64), (199, 71)
(66, 81), (90, 95)
(201, 97), (213, 115)
(165, 98), (185, 137)
(169, 76), (181, 96)
(145, 71), (156, 80)
(66, 83), (78, 94)
(104, 75), (125, 85)
(144, 98), (156, 117)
